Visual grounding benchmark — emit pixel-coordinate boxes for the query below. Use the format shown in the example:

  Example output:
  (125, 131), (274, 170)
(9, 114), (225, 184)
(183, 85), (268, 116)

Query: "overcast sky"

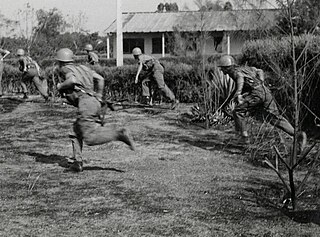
(1, 0), (277, 35)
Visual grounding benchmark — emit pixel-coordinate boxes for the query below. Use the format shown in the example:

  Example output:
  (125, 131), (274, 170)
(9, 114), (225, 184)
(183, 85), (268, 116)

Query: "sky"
(1, 0), (277, 35)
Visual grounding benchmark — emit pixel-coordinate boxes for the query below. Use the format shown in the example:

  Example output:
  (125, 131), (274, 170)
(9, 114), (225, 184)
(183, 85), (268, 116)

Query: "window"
(123, 38), (144, 54)
(152, 37), (169, 54)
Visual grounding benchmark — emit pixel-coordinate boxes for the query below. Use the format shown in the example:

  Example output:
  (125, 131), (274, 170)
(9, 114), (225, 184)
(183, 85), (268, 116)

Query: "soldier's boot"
(118, 128), (136, 151)
(66, 161), (83, 172)
(170, 99), (179, 110)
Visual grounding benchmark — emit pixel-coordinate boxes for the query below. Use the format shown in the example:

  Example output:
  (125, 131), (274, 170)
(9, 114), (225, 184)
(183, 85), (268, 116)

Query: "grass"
(0, 96), (320, 237)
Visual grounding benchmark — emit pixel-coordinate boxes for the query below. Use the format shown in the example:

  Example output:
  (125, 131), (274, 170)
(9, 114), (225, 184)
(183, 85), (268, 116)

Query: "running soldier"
(0, 48), (10, 97)
(132, 47), (179, 109)
(55, 48), (135, 172)
(217, 55), (307, 151)
(16, 49), (49, 101)
(84, 44), (99, 65)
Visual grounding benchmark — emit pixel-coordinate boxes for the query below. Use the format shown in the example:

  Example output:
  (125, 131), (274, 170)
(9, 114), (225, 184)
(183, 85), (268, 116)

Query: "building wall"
(110, 31), (245, 58)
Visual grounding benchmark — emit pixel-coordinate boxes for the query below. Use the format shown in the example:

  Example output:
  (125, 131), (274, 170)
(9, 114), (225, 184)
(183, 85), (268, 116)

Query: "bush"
(1, 57), (228, 111)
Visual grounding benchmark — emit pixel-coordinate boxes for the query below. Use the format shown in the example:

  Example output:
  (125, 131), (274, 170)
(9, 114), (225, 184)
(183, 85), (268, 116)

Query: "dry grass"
(0, 97), (320, 237)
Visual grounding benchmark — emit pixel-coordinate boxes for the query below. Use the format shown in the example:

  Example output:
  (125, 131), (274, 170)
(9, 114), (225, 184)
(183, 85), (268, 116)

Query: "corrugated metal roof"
(105, 9), (279, 33)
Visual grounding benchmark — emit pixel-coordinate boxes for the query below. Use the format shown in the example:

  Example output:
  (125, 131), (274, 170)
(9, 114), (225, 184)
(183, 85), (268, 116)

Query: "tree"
(30, 8), (67, 57)
(157, 3), (165, 12)
(157, 2), (179, 12)
(0, 12), (19, 39)
(194, 0), (223, 11)
(276, 0), (320, 35)
(224, 1), (233, 10)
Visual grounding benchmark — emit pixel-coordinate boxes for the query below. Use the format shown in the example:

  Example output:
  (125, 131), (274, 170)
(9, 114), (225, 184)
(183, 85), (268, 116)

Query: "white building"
(105, 9), (278, 58)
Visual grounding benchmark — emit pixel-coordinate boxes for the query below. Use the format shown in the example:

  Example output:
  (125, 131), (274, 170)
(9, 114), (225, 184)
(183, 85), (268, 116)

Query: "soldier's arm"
(19, 58), (28, 72)
(92, 72), (105, 98)
(135, 62), (143, 84)
(235, 72), (245, 96)
(1, 50), (10, 60)
(256, 68), (264, 82)
(57, 72), (77, 91)
(235, 72), (245, 104)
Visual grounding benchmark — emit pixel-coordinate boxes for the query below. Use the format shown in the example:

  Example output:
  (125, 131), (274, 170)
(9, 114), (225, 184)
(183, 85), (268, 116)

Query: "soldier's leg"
(78, 95), (135, 150)
(260, 88), (294, 136)
(32, 73), (49, 100)
(70, 122), (84, 161)
(20, 78), (28, 99)
(234, 92), (264, 143)
(260, 87), (306, 152)
(141, 78), (151, 104)
(233, 104), (248, 137)
(0, 61), (3, 96)
(153, 70), (175, 101)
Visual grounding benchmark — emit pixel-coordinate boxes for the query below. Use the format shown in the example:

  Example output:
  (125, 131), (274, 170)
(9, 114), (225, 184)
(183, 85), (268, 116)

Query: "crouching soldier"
(132, 47), (179, 109)
(84, 44), (99, 65)
(217, 55), (307, 152)
(16, 48), (49, 101)
(55, 48), (135, 172)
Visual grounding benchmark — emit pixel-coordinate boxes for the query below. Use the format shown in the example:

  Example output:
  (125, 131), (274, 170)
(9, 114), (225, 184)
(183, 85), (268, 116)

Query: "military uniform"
(138, 54), (175, 102)
(228, 65), (295, 137)
(57, 63), (135, 171)
(0, 48), (10, 96)
(18, 55), (48, 100)
(87, 51), (99, 65)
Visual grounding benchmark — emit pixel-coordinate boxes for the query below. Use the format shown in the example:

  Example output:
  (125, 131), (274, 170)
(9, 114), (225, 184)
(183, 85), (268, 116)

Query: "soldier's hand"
(57, 83), (61, 91)
(237, 94), (244, 105)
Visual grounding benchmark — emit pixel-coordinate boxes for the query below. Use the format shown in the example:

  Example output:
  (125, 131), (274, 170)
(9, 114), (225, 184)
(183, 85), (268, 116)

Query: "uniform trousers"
(21, 68), (49, 98)
(233, 85), (294, 136)
(0, 60), (3, 96)
(70, 93), (121, 161)
(141, 62), (175, 101)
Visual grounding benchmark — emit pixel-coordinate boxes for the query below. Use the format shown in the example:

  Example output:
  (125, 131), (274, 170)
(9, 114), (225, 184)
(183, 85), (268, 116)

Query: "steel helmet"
(217, 55), (235, 67)
(55, 48), (74, 62)
(84, 44), (93, 51)
(16, 48), (25, 56)
(132, 47), (142, 56)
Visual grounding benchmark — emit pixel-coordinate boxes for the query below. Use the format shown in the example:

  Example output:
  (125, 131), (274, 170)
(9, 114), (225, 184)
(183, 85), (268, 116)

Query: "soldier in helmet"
(217, 55), (307, 151)
(0, 48), (10, 97)
(84, 43), (99, 65)
(132, 47), (179, 109)
(16, 48), (49, 101)
(55, 48), (135, 172)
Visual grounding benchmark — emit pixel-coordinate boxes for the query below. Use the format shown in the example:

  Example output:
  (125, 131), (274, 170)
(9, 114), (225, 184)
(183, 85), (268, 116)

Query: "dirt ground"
(0, 96), (320, 237)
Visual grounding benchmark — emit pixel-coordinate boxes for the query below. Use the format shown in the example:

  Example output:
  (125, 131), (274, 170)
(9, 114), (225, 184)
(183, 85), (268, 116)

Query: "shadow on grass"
(282, 209), (320, 224)
(0, 97), (24, 113)
(25, 151), (70, 168)
(244, 176), (320, 225)
(83, 166), (125, 172)
(24, 152), (125, 173)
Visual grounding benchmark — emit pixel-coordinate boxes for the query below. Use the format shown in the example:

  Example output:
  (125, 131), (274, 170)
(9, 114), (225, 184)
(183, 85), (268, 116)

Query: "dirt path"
(0, 98), (319, 236)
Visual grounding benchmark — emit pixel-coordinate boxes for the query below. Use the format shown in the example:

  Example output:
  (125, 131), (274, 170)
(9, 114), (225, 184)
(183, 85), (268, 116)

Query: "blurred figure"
(132, 47), (179, 109)
(84, 43), (99, 65)
(16, 48), (49, 101)
(217, 55), (306, 151)
(0, 48), (10, 97)
(55, 48), (135, 172)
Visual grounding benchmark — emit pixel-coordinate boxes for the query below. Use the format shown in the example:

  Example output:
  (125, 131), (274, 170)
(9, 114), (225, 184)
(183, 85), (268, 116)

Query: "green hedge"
(1, 60), (203, 103)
